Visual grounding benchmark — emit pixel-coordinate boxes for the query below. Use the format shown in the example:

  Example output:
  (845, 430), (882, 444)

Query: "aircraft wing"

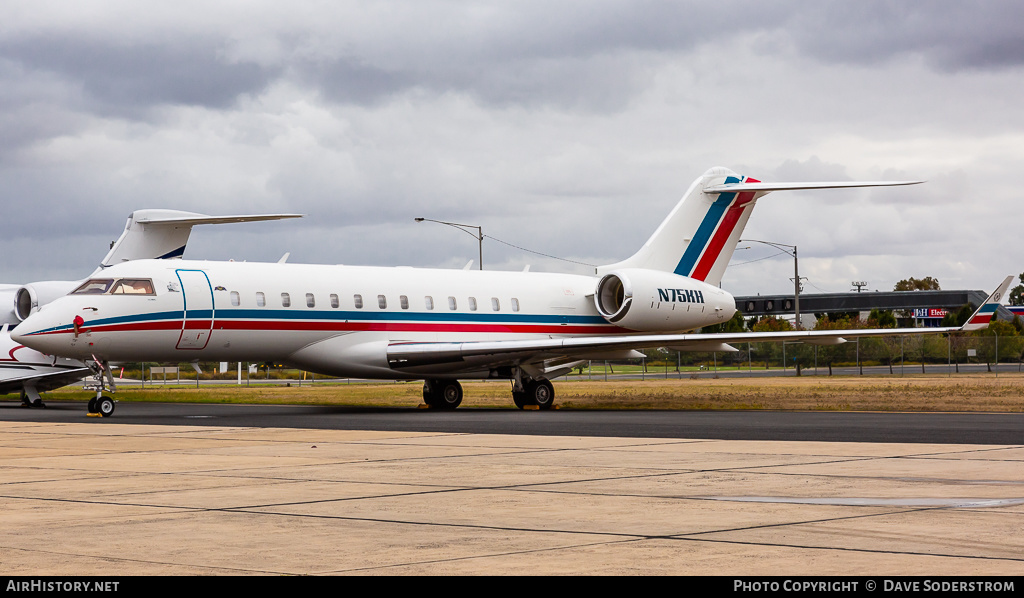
(0, 363), (90, 395)
(388, 276), (1012, 373)
(387, 325), (955, 371)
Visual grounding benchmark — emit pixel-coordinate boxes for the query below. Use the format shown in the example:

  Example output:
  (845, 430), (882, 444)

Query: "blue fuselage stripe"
(673, 176), (740, 276)
(29, 308), (610, 335)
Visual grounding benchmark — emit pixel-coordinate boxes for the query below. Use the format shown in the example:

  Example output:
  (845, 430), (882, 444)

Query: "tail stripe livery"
(962, 276), (1013, 330)
(676, 177), (761, 281)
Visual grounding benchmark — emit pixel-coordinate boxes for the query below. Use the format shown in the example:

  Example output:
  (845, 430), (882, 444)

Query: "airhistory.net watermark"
(6, 580), (118, 592)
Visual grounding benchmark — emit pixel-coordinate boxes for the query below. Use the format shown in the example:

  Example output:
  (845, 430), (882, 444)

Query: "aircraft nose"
(10, 322), (27, 344)
(11, 309), (66, 354)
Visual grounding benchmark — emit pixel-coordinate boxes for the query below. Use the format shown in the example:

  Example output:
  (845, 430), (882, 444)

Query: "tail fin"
(961, 276), (1013, 331)
(95, 210), (302, 273)
(598, 167), (922, 287)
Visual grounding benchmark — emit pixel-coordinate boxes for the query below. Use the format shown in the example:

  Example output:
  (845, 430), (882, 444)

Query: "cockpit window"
(71, 279), (115, 295)
(110, 279), (155, 295)
(71, 278), (155, 296)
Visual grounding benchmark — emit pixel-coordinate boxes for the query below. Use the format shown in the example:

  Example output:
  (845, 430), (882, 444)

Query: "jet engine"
(594, 269), (736, 332)
(10, 281), (79, 323)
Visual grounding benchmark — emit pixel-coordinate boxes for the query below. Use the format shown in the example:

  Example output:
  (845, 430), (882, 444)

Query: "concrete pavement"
(2, 421), (1022, 575)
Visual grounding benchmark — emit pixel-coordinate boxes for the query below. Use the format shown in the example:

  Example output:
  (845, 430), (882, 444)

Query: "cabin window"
(256, 292), (265, 307)
(378, 295), (387, 309)
(448, 296), (457, 310)
(491, 298), (500, 311)
(306, 293), (315, 308)
(330, 294), (339, 308)
(281, 293), (291, 307)
(230, 291), (240, 306)
(110, 279), (155, 295)
(425, 296), (434, 310)
(468, 297), (477, 311)
(71, 279), (115, 295)
(511, 298), (520, 312)
(354, 294), (363, 309)
(400, 295), (409, 310)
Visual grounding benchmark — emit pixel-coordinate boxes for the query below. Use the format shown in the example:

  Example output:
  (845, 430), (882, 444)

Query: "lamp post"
(414, 218), (483, 270)
(740, 239), (803, 329)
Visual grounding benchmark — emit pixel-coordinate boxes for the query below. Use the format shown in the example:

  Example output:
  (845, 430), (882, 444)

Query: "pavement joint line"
(669, 502), (1023, 540)
(318, 537), (651, 574)
(0, 544), (295, 576)
(669, 535), (1024, 563)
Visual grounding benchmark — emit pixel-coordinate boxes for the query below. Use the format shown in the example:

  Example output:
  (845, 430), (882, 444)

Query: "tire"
(88, 398), (98, 413)
(528, 380), (555, 410)
(97, 397), (115, 417)
(424, 379), (462, 409)
(512, 391), (529, 409)
(435, 380), (463, 409)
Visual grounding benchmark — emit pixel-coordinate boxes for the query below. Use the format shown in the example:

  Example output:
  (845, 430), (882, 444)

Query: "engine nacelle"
(594, 269), (736, 332)
(13, 281), (80, 322)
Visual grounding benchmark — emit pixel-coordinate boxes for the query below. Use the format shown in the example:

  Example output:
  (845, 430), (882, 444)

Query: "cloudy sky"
(2, 1), (1021, 298)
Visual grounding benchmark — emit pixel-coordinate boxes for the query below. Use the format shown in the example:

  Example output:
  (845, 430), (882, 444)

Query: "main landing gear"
(20, 386), (45, 409)
(84, 359), (116, 417)
(512, 379), (555, 410)
(422, 379), (463, 410)
(421, 375), (556, 410)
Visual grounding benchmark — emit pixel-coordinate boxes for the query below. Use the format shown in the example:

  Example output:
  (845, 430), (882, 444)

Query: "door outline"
(176, 269), (215, 350)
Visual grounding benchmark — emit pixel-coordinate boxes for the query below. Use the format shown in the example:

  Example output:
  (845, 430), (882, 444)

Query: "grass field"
(42, 373), (1024, 412)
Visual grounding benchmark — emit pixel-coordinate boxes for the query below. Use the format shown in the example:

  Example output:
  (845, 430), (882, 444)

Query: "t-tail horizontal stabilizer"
(703, 180), (924, 193)
(98, 210), (303, 272)
(961, 276), (1014, 331)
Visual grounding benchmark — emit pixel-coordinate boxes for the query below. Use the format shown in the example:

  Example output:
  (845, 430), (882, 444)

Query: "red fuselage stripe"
(691, 180), (759, 282)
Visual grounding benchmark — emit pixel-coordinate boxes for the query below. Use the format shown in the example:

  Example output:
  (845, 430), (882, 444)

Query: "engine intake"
(14, 281), (80, 322)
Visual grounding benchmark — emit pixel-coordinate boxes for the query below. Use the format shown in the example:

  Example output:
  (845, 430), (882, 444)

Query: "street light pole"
(740, 239), (803, 329)
(414, 218), (483, 270)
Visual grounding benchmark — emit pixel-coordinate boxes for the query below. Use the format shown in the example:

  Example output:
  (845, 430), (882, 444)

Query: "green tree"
(967, 320), (1018, 371)
(941, 302), (976, 328)
(867, 308), (897, 328)
(812, 315), (863, 375)
(701, 310), (745, 334)
(894, 276), (941, 291)
(1009, 272), (1024, 306)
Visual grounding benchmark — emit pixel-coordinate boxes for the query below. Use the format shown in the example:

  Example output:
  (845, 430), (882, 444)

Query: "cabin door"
(176, 269), (215, 350)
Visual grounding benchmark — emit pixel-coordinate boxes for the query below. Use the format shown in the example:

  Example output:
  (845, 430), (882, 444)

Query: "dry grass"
(45, 372), (1024, 412)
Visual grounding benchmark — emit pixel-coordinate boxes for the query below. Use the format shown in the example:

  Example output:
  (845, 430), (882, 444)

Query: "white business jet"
(11, 167), (1011, 416)
(1, 210), (300, 407)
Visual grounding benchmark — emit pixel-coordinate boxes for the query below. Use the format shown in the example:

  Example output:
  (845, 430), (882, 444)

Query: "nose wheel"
(84, 359), (117, 417)
(87, 394), (115, 417)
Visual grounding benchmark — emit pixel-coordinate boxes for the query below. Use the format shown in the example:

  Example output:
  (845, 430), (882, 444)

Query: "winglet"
(961, 276), (1014, 331)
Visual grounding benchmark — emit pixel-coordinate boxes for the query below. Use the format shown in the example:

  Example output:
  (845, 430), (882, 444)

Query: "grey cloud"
(0, 36), (278, 116)
(291, 1), (790, 110)
(786, 2), (1024, 71)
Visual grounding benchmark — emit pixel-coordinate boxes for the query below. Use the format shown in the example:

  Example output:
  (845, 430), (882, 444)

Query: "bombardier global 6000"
(12, 167), (1010, 416)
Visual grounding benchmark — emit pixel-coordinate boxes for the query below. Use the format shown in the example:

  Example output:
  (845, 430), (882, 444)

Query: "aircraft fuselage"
(13, 259), (736, 380)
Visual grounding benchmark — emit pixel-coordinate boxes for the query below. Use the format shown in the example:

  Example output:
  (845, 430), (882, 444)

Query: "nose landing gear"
(84, 359), (117, 417)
